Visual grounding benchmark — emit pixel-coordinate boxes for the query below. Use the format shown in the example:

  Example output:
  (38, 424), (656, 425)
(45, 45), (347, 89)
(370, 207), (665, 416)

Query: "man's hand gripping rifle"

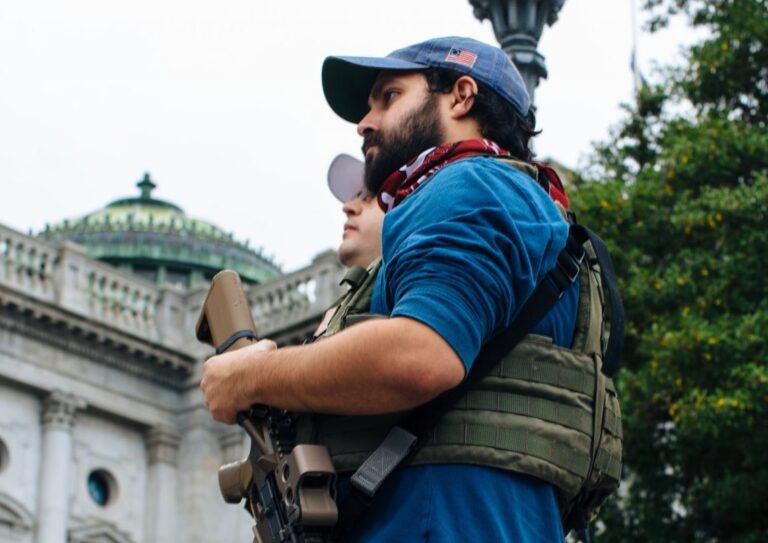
(196, 271), (338, 543)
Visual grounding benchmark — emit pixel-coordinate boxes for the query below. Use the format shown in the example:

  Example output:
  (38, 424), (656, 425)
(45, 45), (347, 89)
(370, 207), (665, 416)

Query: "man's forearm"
(201, 317), (465, 421)
(248, 317), (463, 414)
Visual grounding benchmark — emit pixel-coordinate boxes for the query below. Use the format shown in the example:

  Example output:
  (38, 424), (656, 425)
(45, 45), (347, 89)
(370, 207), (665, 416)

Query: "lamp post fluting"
(469, 0), (566, 108)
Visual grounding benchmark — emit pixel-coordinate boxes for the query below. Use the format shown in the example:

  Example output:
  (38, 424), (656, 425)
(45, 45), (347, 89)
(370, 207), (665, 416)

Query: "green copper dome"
(41, 173), (282, 287)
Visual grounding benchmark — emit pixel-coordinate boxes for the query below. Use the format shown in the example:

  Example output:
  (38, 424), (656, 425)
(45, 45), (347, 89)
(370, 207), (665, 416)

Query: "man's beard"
(362, 94), (443, 195)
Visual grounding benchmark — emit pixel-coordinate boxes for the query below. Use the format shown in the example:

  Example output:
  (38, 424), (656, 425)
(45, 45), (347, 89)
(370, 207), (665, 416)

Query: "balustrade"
(0, 226), (57, 302)
(84, 267), (158, 337)
(248, 251), (345, 336)
(0, 224), (346, 353)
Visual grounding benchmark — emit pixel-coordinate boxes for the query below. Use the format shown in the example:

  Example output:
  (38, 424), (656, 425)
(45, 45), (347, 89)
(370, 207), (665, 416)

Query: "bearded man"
(201, 37), (580, 542)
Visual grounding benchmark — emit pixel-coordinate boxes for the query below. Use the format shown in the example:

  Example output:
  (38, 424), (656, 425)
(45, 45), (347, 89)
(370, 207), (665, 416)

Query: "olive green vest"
(320, 257), (383, 338)
(305, 160), (623, 528)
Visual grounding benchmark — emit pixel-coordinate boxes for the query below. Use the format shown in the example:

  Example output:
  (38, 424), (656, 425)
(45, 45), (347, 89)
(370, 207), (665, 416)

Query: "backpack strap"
(579, 228), (624, 377)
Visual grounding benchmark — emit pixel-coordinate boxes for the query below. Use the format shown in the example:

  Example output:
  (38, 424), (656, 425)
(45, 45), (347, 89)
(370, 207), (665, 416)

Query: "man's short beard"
(363, 93), (443, 195)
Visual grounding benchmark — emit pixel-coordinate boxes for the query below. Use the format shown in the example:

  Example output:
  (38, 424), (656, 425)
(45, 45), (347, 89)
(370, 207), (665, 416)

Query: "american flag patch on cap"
(445, 47), (477, 68)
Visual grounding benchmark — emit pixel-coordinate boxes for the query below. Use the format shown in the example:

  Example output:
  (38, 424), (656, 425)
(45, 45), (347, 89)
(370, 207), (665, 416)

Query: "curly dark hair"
(423, 68), (539, 162)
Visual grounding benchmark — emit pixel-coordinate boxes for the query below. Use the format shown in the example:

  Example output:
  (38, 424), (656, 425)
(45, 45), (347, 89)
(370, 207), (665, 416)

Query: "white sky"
(0, 1), (700, 271)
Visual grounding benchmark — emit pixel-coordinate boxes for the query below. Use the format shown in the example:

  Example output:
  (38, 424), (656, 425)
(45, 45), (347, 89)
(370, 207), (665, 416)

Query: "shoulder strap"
(580, 228), (624, 377)
(404, 224), (588, 436)
(335, 223), (598, 538)
(321, 259), (382, 338)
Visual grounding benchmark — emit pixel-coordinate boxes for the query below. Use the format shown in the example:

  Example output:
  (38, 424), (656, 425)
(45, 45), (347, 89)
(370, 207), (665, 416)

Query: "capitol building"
(0, 1), (576, 539)
(0, 175), (346, 543)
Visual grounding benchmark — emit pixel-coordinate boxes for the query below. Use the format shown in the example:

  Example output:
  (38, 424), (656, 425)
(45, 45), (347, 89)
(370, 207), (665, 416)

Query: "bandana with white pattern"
(376, 139), (508, 212)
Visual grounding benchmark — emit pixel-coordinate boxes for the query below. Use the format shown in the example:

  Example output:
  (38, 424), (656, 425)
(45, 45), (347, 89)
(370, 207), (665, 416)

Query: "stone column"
(219, 429), (248, 543)
(144, 427), (181, 543)
(36, 391), (86, 543)
(219, 428), (246, 464)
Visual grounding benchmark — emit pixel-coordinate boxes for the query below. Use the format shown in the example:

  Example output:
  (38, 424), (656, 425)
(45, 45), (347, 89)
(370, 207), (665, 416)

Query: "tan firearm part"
(196, 270), (338, 538)
(276, 444), (338, 527)
(195, 270), (258, 351)
(219, 459), (254, 504)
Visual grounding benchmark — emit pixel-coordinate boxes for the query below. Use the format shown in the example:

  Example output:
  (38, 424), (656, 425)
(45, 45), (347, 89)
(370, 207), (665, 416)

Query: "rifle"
(196, 270), (338, 543)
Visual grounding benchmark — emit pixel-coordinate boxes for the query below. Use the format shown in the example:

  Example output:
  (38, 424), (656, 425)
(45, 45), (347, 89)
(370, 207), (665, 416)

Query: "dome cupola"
(41, 173), (281, 287)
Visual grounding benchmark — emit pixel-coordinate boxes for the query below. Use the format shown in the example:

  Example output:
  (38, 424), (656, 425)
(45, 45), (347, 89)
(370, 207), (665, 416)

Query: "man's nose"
(357, 108), (378, 137)
(343, 198), (363, 216)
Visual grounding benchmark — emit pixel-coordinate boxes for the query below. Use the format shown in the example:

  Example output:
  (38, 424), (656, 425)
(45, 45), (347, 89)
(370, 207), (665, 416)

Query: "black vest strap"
(403, 224), (586, 438)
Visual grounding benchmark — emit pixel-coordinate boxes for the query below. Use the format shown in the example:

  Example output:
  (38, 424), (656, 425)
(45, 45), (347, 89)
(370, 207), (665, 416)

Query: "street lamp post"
(469, 0), (566, 108)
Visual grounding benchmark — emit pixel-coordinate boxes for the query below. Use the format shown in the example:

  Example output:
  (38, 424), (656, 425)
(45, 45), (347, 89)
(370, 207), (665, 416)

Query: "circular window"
(0, 438), (8, 473)
(87, 469), (117, 507)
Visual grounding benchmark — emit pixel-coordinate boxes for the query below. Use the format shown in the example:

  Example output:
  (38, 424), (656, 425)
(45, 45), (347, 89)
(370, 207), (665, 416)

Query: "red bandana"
(376, 139), (507, 212)
(376, 139), (570, 212)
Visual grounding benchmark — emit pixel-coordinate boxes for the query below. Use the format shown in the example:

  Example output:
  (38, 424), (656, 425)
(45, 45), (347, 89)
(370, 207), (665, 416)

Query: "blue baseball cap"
(322, 36), (530, 123)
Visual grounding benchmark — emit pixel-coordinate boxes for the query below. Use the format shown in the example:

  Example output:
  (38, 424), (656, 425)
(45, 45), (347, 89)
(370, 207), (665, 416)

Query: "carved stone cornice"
(0, 491), (34, 532)
(68, 521), (135, 543)
(42, 391), (87, 430)
(146, 426), (182, 466)
(0, 292), (195, 389)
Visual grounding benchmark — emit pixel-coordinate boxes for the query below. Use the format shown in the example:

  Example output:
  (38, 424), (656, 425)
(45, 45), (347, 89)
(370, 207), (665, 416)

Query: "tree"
(571, 1), (768, 541)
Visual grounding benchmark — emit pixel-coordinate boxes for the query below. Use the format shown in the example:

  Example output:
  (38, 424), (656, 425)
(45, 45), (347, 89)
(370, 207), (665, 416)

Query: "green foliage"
(643, 0), (768, 124)
(572, 0), (768, 540)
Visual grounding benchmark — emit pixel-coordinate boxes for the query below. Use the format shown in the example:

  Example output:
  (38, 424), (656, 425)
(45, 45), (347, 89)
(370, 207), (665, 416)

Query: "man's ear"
(449, 76), (479, 119)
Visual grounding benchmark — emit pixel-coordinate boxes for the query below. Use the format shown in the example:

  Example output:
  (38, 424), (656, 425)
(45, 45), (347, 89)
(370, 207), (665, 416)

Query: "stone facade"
(0, 223), (345, 543)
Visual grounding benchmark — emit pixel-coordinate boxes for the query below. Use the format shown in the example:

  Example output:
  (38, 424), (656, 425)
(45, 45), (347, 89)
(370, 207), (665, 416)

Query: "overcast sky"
(0, 1), (701, 271)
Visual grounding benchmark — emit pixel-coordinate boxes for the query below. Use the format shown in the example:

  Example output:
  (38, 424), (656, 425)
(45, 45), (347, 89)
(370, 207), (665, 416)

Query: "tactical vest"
(320, 257), (383, 338)
(304, 160), (623, 529)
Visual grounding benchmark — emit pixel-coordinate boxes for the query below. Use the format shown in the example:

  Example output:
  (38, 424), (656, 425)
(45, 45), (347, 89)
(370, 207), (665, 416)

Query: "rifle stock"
(196, 270), (337, 543)
(196, 270), (258, 351)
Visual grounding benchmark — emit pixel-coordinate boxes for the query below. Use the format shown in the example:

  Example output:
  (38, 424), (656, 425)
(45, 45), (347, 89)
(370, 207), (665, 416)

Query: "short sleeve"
(372, 157), (572, 370)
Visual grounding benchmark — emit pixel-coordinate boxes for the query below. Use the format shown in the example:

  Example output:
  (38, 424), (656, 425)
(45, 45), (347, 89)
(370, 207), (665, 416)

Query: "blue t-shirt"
(351, 157), (578, 542)
(338, 465), (564, 543)
(372, 156), (577, 367)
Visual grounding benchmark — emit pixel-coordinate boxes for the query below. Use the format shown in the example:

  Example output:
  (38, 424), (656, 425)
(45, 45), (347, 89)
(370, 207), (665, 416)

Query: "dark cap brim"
(322, 55), (427, 123)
